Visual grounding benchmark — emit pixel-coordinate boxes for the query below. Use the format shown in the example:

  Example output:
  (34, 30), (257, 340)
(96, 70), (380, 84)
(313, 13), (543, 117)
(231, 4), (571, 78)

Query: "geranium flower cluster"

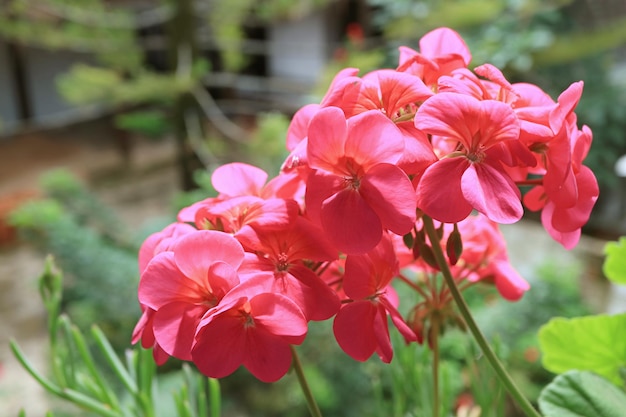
(133, 28), (598, 382)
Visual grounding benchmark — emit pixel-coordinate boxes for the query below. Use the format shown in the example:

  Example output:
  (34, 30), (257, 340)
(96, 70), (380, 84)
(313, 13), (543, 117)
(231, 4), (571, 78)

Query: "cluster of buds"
(132, 28), (598, 382)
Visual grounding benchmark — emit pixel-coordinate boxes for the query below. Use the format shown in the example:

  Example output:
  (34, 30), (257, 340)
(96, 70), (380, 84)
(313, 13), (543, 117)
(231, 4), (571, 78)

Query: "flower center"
(276, 252), (290, 272)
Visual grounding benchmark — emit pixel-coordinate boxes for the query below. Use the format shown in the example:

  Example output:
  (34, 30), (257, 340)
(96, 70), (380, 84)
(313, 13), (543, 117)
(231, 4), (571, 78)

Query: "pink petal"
(333, 301), (378, 361)
(250, 293), (308, 341)
(549, 81), (583, 133)
(477, 100), (520, 148)
(540, 201), (582, 250)
(344, 254), (379, 299)
(320, 67), (361, 107)
(206, 261), (240, 300)
(372, 305), (393, 363)
(345, 110), (405, 169)
(419, 27), (471, 64)
(416, 157), (473, 223)
(396, 122), (438, 176)
(492, 260), (530, 301)
(177, 197), (217, 223)
(212, 163), (268, 197)
(243, 198), (299, 231)
(415, 93), (481, 146)
(523, 186), (546, 212)
(288, 265), (341, 321)
(243, 327), (294, 382)
(193, 311), (246, 378)
(551, 166), (598, 233)
(138, 252), (204, 310)
(307, 107), (348, 173)
(461, 162), (523, 224)
(380, 295), (417, 343)
(173, 230), (245, 281)
(153, 302), (206, 360)
(360, 163), (416, 235)
(369, 69), (433, 115)
(304, 170), (345, 226)
(321, 188), (382, 255)
(286, 104), (319, 151)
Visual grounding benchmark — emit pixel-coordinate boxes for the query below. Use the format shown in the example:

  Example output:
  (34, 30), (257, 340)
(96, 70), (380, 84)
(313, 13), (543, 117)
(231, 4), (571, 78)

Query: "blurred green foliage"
(113, 110), (172, 139)
(9, 169), (142, 350)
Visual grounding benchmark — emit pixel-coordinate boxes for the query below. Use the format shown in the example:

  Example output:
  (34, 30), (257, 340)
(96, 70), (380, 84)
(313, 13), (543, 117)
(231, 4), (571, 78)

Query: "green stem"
(208, 377), (221, 417)
(422, 216), (542, 417)
(290, 345), (323, 417)
(431, 316), (440, 417)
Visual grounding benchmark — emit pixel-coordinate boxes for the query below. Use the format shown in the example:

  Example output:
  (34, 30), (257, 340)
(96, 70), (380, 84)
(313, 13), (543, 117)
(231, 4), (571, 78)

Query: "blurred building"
(0, 0), (367, 136)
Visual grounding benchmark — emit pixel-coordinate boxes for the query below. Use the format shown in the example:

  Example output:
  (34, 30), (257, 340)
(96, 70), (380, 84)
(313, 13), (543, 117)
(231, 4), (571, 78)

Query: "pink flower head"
(237, 217), (341, 321)
(524, 126), (599, 249)
(333, 234), (416, 362)
(321, 69), (433, 119)
(193, 195), (299, 238)
(397, 27), (472, 86)
(305, 107), (417, 254)
(192, 288), (307, 382)
(137, 230), (244, 360)
(415, 92), (524, 224)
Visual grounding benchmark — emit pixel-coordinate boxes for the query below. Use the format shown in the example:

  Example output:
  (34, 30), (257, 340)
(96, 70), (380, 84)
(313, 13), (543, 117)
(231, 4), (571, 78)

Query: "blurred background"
(0, 0), (625, 416)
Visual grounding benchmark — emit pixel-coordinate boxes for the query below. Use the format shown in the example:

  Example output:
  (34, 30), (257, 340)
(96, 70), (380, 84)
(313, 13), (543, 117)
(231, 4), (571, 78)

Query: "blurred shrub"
(9, 169), (142, 350)
(113, 109), (172, 139)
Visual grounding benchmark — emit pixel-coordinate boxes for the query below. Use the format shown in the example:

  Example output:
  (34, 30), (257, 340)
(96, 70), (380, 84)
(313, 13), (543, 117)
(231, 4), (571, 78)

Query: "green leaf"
(539, 314), (626, 385)
(539, 370), (626, 417)
(604, 237), (626, 284)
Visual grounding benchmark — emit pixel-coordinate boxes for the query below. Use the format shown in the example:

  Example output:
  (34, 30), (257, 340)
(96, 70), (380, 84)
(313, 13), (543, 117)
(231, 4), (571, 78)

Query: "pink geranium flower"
(137, 230), (244, 360)
(414, 92), (524, 224)
(305, 107), (417, 254)
(192, 289), (307, 382)
(333, 234), (416, 362)
(236, 217), (341, 321)
(397, 27), (472, 86)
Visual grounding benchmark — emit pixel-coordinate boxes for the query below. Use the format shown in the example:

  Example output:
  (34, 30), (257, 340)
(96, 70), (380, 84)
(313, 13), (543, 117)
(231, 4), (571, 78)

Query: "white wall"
(267, 10), (331, 84)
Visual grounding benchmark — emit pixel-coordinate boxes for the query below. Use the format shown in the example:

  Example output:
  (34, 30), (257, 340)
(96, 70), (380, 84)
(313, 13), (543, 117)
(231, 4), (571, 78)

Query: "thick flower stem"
(422, 216), (542, 417)
(291, 345), (323, 417)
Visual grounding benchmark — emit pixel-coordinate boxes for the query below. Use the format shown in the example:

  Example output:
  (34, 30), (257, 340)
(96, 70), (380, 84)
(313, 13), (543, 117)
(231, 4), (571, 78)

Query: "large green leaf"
(539, 370), (626, 417)
(539, 314), (626, 385)
(604, 237), (626, 284)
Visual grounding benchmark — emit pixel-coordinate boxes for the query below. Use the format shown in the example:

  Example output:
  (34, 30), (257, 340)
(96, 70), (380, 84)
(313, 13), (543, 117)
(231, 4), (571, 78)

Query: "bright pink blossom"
(137, 230), (244, 360)
(414, 92), (524, 223)
(333, 234), (416, 362)
(397, 27), (472, 86)
(192, 289), (307, 382)
(305, 107), (417, 254)
(236, 217), (341, 321)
